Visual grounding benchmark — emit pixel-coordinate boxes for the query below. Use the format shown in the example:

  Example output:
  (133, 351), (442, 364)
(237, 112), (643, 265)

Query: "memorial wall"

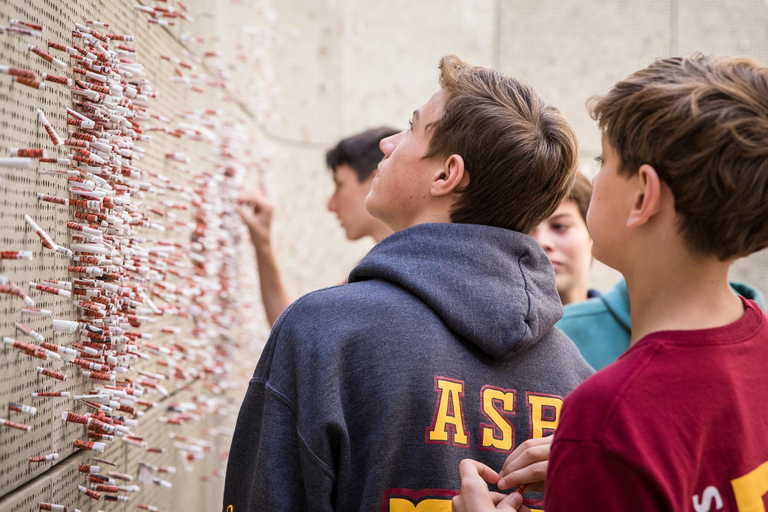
(0, 1), (766, 510)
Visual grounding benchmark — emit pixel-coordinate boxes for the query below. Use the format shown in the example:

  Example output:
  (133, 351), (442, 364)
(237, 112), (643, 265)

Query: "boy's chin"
(364, 197), (383, 221)
(344, 230), (364, 241)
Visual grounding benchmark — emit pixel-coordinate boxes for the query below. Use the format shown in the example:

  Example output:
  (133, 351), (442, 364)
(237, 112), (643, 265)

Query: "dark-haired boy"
(239, 127), (397, 325)
(454, 55), (768, 512)
(223, 55), (593, 511)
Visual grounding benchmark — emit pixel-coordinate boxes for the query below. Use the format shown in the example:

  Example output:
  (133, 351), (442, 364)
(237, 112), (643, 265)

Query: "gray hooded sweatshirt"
(223, 223), (594, 511)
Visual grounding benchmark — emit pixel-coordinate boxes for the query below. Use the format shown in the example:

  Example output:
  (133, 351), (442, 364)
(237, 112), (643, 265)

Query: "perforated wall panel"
(0, 0), (271, 509)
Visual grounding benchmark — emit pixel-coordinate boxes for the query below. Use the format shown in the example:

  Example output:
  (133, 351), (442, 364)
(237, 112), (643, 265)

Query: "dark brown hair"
(426, 55), (579, 233)
(568, 172), (593, 222)
(590, 55), (768, 260)
(326, 126), (399, 182)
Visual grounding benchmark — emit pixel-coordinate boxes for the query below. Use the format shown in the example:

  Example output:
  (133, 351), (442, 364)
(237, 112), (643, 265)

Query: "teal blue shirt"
(557, 278), (766, 370)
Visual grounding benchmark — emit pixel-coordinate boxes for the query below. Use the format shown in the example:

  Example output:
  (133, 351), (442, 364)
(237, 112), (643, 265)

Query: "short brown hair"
(426, 55), (579, 233)
(590, 55), (768, 260)
(567, 172), (593, 222)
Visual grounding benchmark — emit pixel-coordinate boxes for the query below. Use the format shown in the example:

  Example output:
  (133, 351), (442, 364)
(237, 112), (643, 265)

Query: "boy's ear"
(431, 154), (468, 197)
(627, 164), (662, 228)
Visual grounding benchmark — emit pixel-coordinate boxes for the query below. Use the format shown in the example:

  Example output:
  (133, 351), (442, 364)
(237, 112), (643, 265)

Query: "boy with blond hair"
(454, 54), (768, 512)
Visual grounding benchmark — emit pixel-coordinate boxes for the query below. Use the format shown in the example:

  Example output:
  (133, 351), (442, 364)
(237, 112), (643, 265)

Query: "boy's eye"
(408, 120), (413, 130)
(553, 224), (569, 232)
(594, 155), (604, 165)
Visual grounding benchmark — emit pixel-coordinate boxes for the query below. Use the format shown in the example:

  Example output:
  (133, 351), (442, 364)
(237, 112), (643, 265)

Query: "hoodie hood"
(349, 223), (563, 359)
(601, 278), (632, 332)
(729, 281), (766, 310)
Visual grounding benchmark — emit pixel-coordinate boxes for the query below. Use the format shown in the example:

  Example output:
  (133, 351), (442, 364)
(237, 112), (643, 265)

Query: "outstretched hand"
(452, 459), (527, 512)
(238, 188), (275, 244)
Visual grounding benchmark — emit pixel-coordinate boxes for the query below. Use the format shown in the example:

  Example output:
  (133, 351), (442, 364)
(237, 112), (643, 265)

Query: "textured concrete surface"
(266, 0), (768, 302)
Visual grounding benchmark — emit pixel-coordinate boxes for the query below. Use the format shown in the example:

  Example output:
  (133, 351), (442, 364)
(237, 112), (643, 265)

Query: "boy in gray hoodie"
(223, 55), (593, 512)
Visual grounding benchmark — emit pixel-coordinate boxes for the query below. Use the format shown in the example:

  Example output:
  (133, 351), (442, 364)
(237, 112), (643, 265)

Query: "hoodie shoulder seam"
(296, 429), (336, 480)
(518, 251), (533, 345)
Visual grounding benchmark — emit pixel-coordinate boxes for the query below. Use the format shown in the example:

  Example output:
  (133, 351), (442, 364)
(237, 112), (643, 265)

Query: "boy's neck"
(624, 254), (744, 346)
(386, 204), (453, 234)
(559, 281), (589, 306)
(371, 222), (393, 244)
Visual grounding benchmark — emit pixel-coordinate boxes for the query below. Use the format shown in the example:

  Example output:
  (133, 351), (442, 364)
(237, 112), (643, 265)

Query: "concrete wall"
(267, 0), (768, 300)
(6, 0), (763, 509)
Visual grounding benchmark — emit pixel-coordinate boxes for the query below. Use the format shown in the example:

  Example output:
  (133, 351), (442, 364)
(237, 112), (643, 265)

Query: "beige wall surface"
(268, 0), (768, 300)
(265, 0), (501, 299)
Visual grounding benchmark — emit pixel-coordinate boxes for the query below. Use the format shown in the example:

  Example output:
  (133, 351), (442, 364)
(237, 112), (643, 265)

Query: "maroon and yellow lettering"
(383, 488), (457, 512)
(426, 377), (469, 447)
(387, 498), (452, 512)
(479, 386), (516, 452)
(526, 392), (563, 439)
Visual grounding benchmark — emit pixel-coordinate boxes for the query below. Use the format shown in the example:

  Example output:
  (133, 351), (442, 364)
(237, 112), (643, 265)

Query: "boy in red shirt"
(453, 55), (768, 511)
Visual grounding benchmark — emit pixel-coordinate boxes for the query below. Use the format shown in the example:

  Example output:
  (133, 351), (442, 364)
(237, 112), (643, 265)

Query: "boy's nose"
(534, 230), (555, 252)
(540, 237), (555, 252)
(379, 135), (398, 157)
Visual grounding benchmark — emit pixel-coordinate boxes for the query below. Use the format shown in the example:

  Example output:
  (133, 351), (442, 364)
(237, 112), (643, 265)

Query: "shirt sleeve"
(222, 306), (336, 512)
(545, 439), (668, 512)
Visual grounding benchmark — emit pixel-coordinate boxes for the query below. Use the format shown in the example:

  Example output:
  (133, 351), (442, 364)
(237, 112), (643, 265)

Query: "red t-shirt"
(546, 298), (768, 512)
